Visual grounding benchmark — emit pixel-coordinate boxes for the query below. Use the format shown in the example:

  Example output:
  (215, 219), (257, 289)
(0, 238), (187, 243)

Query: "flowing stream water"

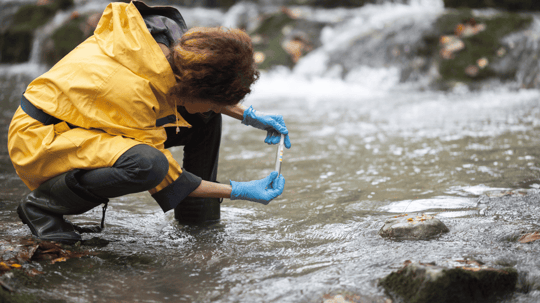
(1, 1), (540, 302)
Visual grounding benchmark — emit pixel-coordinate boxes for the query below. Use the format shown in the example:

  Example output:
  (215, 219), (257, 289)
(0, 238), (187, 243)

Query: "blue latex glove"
(241, 106), (292, 148)
(230, 171), (285, 205)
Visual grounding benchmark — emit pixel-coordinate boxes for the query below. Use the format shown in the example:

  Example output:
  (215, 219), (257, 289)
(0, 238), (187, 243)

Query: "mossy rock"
(0, 0), (74, 64)
(251, 11), (326, 70)
(380, 262), (518, 303)
(444, 0), (540, 11)
(0, 286), (37, 303)
(251, 12), (295, 70)
(0, 269), (47, 303)
(420, 9), (532, 86)
(43, 15), (87, 66)
(0, 30), (33, 63)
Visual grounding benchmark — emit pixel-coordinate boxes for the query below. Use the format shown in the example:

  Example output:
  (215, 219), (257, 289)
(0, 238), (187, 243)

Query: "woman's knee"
(116, 145), (169, 189)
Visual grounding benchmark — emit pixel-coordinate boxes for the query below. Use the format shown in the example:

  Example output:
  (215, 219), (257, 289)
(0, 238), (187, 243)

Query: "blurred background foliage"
(0, 0), (538, 89)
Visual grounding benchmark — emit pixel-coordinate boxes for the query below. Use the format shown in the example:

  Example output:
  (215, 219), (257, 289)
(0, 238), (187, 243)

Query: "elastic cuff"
(240, 105), (254, 126)
(229, 180), (240, 200)
(151, 171), (202, 212)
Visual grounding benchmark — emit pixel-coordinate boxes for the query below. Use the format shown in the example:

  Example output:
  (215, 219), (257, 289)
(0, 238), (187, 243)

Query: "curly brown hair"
(168, 27), (260, 106)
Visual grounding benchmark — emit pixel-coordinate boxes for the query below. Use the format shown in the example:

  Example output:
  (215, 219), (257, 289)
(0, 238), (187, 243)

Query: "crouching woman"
(7, 1), (291, 244)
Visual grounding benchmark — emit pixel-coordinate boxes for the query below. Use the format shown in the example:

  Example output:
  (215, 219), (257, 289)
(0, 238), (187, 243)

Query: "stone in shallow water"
(378, 214), (449, 240)
(379, 261), (518, 303)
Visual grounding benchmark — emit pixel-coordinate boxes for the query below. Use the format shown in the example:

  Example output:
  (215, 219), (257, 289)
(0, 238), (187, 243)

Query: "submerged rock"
(379, 214), (449, 240)
(379, 261), (518, 303)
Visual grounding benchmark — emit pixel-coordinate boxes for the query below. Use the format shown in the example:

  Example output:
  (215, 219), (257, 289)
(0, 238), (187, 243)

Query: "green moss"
(0, 269), (50, 303)
(0, 286), (37, 303)
(0, 0), (75, 64)
(0, 30), (33, 63)
(423, 9), (532, 85)
(11, 4), (57, 33)
(252, 13), (296, 70)
(444, 0), (540, 11)
(46, 16), (86, 66)
(10, 0), (73, 32)
(379, 268), (426, 302)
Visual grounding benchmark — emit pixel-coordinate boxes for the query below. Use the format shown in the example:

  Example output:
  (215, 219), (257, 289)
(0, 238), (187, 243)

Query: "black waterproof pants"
(76, 108), (221, 202)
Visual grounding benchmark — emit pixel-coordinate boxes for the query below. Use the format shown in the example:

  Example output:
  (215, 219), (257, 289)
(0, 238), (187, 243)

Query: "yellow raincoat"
(8, 2), (190, 199)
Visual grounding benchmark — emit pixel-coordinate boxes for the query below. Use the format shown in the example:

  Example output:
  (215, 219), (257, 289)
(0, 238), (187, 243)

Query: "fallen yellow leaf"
(51, 257), (67, 264)
(10, 264), (22, 268)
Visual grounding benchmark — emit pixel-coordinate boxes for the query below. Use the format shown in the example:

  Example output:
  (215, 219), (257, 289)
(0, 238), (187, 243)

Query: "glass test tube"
(275, 134), (285, 175)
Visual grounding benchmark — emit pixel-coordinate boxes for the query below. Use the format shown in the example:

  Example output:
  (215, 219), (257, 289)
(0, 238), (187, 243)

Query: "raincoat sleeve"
(150, 148), (202, 212)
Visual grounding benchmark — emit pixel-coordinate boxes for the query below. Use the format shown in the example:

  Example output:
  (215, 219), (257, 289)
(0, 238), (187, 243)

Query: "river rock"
(378, 214), (449, 240)
(379, 261), (518, 303)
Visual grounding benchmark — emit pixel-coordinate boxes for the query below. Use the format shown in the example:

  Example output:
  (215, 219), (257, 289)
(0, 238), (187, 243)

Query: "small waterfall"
(1, 0), (539, 90)
(292, 1), (444, 90)
(494, 15), (540, 89)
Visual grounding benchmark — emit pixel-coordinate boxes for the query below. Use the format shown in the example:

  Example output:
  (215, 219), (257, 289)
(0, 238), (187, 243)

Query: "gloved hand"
(230, 171), (285, 205)
(242, 106), (292, 148)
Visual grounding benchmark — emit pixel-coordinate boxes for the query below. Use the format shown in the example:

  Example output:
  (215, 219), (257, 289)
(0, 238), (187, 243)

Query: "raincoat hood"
(94, 1), (176, 95)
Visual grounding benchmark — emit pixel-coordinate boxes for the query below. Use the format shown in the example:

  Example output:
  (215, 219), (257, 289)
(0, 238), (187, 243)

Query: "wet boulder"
(379, 214), (449, 240)
(379, 261), (518, 303)
(420, 9), (532, 90)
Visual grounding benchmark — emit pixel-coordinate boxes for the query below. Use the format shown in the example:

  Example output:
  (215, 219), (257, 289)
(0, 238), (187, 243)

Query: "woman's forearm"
(221, 104), (246, 120)
(188, 180), (232, 198)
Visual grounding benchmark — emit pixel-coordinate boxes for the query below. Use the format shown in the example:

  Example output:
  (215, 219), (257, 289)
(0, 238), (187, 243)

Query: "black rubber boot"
(17, 171), (106, 244)
(174, 197), (221, 224)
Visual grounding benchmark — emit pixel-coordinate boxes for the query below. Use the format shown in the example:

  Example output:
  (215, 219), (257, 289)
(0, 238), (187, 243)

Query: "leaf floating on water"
(518, 231), (540, 243)
(51, 257), (67, 264)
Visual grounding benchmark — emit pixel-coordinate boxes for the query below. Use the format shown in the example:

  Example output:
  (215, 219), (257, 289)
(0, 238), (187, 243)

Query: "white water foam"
(380, 196), (477, 213)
